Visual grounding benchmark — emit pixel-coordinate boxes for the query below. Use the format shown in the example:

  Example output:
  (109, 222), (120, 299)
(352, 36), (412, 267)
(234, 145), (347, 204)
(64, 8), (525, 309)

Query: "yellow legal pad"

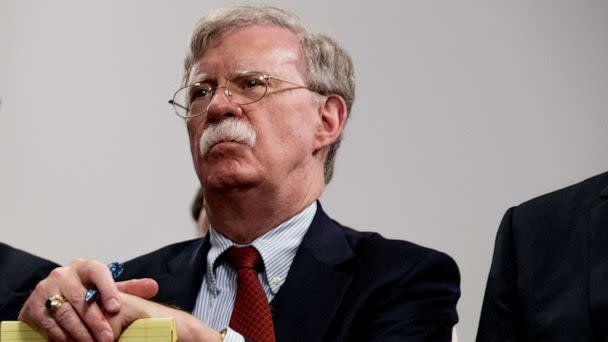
(0, 318), (177, 342)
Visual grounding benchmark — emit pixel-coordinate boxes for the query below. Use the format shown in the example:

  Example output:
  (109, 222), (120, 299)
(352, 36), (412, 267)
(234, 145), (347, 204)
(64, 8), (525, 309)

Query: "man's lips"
(207, 140), (247, 152)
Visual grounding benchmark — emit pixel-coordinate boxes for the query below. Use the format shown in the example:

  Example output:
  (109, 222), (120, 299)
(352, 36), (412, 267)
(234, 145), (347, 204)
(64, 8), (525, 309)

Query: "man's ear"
(314, 95), (348, 151)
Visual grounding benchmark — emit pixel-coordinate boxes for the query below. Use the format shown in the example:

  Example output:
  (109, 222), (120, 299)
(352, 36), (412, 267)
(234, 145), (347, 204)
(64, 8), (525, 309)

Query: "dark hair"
(191, 187), (204, 221)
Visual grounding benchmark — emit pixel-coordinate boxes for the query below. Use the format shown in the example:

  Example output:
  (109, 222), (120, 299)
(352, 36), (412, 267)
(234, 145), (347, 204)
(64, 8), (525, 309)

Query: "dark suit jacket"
(0, 243), (59, 320)
(119, 204), (460, 341)
(477, 171), (608, 341)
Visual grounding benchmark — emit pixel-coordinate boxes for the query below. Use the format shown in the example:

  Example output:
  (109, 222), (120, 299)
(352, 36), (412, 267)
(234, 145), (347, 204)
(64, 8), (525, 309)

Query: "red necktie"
(225, 246), (276, 342)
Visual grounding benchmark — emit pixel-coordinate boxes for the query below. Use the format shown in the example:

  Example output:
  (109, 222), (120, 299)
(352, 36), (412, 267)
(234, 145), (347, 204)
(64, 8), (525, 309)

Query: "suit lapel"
(589, 183), (608, 339)
(131, 205), (354, 339)
(271, 204), (355, 341)
(154, 237), (210, 312)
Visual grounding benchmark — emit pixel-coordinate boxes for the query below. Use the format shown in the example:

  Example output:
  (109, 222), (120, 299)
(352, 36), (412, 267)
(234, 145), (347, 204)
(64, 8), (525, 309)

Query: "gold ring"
(45, 294), (66, 313)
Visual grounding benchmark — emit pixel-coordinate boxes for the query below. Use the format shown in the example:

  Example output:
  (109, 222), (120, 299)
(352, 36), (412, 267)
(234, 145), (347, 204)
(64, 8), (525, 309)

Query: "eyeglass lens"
(172, 72), (269, 118)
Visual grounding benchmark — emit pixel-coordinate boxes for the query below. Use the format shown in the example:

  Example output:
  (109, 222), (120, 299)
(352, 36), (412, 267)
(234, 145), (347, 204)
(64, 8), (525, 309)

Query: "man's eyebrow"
(227, 69), (273, 78)
(189, 72), (213, 84)
(190, 70), (276, 84)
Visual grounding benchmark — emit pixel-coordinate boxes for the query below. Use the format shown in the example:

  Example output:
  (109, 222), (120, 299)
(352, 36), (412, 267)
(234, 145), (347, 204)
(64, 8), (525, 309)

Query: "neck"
(204, 171), (324, 244)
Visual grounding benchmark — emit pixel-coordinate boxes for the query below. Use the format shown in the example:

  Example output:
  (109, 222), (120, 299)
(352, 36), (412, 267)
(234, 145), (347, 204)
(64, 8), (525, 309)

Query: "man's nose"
(206, 86), (243, 121)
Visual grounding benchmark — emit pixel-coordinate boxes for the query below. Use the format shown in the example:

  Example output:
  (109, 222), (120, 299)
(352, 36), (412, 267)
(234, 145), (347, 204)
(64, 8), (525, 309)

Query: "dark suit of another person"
(119, 204), (460, 341)
(0, 243), (59, 320)
(477, 171), (608, 341)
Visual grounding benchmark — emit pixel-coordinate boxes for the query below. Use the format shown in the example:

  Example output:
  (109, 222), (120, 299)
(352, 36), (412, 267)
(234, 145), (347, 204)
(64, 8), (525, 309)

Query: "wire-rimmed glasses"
(169, 71), (310, 119)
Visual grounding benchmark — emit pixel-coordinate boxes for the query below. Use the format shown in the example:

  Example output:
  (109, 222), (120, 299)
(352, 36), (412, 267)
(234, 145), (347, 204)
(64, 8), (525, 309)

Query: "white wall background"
(1, 1), (607, 340)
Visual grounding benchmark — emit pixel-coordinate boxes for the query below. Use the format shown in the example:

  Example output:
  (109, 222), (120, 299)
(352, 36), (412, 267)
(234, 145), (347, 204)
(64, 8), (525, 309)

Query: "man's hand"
(19, 259), (222, 342)
(106, 293), (223, 342)
(18, 259), (158, 342)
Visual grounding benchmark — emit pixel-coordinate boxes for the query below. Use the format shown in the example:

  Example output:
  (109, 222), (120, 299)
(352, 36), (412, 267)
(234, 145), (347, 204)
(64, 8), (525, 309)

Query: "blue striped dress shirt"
(192, 201), (317, 341)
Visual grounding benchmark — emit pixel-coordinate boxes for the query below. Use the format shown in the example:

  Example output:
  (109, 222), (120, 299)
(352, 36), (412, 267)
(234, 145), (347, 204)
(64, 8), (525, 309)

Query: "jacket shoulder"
(517, 171), (608, 213)
(506, 171), (608, 236)
(0, 243), (59, 291)
(0, 243), (59, 320)
(120, 238), (202, 279)
(339, 224), (459, 286)
(331, 224), (460, 338)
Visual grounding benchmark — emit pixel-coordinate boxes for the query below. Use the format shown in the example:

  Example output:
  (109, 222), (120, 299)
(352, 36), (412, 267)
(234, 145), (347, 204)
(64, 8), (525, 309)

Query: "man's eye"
(235, 76), (265, 89)
(192, 89), (209, 98)
(190, 85), (213, 100)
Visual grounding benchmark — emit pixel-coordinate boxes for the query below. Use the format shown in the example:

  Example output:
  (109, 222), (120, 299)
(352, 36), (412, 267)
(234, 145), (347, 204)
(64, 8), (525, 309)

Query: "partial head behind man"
(191, 187), (208, 237)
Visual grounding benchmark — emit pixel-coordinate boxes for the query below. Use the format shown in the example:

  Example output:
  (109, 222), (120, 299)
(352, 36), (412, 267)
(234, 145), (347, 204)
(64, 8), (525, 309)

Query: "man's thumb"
(116, 278), (159, 299)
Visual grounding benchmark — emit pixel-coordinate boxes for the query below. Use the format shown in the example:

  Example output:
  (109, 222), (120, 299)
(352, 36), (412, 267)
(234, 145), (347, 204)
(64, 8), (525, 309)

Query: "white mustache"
(199, 119), (257, 157)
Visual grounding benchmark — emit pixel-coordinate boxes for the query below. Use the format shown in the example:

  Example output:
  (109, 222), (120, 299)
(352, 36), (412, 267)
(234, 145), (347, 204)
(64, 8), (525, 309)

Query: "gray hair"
(183, 5), (355, 184)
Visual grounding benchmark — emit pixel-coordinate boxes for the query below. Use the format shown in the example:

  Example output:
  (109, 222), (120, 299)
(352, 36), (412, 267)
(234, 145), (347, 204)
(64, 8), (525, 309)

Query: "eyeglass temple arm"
(168, 100), (189, 111)
(268, 76), (316, 94)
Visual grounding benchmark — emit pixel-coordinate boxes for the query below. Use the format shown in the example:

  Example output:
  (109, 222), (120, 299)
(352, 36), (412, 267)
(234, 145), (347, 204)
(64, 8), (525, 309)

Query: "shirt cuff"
(223, 328), (245, 342)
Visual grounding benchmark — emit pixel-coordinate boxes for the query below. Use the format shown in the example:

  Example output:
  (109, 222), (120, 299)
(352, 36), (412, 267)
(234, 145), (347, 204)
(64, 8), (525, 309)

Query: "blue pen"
(85, 261), (124, 303)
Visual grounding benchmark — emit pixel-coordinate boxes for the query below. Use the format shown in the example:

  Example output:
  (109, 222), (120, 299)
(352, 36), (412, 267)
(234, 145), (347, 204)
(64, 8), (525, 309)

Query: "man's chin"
(203, 172), (260, 192)
(199, 159), (260, 191)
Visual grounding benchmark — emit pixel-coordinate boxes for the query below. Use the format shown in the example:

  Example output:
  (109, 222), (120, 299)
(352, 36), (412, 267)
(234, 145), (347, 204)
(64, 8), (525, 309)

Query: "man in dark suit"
(19, 5), (460, 341)
(0, 243), (58, 320)
(118, 203), (459, 341)
(477, 171), (608, 341)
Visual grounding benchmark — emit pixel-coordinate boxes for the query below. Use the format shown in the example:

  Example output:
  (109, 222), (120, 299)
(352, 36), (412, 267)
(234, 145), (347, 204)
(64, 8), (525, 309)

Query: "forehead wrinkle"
(224, 53), (297, 78)
(190, 26), (305, 85)
(215, 47), (300, 73)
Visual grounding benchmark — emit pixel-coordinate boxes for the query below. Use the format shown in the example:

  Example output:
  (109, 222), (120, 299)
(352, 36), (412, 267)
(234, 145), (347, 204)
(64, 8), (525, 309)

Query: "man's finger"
(71, 259), (121, 313)
(52, 265), (116, 342)
(51, 301), (98, 342)
(117, 278), (159, 299)
(18, 282), (72, 342)
(33, 313), (73, 342)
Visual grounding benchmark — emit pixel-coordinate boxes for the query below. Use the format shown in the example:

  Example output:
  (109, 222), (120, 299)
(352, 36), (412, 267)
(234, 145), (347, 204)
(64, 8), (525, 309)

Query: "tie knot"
(225, 246), (263, 271)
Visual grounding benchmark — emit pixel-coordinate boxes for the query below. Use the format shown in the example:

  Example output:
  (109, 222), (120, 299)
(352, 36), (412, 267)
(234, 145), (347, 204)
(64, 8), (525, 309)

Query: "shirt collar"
(206, 201), (317, 294)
